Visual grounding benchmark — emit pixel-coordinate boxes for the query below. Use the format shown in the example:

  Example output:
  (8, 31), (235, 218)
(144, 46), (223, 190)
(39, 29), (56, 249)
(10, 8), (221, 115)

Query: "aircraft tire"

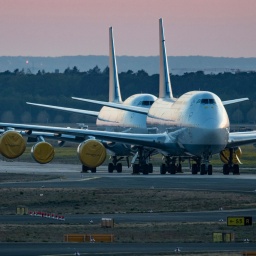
(223, 164), (229, 175)
(160, 164), (166, 175)
(132, 164), (140, 174)
(208, 165), (213, 175)
(170, 164), (176, 174)
(148, 163), (153, 173)
(108, 163), (114, 173)
(177, 164), (182, 173)
(142, 164), (149, 175)
(191, 164), (198, 175)
(91, 168), (96, 173)
(233, 164), (240, 175)
(82, 165), (88, 173)
(116, 163), (122, 173)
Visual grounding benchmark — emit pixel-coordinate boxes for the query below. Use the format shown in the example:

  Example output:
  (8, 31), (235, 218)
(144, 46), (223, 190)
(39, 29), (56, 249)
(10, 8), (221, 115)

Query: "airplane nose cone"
(199, 118), (228, 145)
(203, 118), (220, 129)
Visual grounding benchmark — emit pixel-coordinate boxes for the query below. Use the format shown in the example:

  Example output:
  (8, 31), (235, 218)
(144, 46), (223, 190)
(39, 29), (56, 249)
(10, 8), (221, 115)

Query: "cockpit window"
(209, 99), (216, 104)
(201, 99), (209, 104)
(196, 99), (216, 104)
(138, 101), (154, 106)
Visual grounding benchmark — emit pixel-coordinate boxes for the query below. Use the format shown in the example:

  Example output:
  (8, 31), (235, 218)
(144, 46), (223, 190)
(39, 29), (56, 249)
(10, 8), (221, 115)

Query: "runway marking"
(78, 176), (100, 182)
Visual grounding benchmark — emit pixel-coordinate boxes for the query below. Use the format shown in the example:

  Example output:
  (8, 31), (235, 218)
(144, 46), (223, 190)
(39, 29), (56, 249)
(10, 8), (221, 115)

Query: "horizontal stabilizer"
(26, 102), (99, 117)
(72, 97), (149, 115)
(222, 98), (249, 105)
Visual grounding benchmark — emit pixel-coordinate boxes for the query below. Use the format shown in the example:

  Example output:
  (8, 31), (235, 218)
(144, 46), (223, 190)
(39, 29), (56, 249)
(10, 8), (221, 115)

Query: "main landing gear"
(132, 147), (154, 175)
(81, 165), (96, 173)
(160, 156), (183, 175)
(221, 148), (240, 175)
(108, 156), (128, 173)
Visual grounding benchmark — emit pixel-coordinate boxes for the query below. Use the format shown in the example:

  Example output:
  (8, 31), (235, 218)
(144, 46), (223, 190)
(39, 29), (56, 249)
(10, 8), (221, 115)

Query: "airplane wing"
(72, 97), (149, 115)
(222, 98), (249, 105)
(0, 122), (172, 150)
(26, 102), (99, 117)
(228, 131), (256, 147)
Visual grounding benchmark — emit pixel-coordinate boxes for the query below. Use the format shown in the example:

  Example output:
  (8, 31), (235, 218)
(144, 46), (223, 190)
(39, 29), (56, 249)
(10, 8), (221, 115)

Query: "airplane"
(0, 18), (252, 175)
(23, 19), (175, 175)
(12, 26), (157, 174)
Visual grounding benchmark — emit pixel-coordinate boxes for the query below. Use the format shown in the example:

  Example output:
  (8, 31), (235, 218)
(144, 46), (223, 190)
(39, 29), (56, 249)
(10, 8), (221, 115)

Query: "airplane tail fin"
(159, 18), (173, 99)
(109, 27), (122, 103)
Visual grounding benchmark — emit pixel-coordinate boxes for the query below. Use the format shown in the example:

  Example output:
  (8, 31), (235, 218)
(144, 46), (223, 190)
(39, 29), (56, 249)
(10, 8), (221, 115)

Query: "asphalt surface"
(1, 160), (256, 255)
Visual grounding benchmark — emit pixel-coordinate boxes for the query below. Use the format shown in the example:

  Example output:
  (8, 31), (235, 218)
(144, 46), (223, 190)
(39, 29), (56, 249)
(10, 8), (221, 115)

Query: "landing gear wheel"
(132, 164), (140, 175)
(82, 165), (88, 173)
(223, 164), (229, 175)
(191, 164), (198, 175)
(108, 163), (114, 173)
(148, 163), (153, 173)
(233, 164), (240, 175)
(116, 163), (122, 173)
(169, 164), (176, 175)
(142, 164), (149, 175)
(91, 168), (96, 173)
(208, 165), (213, 175)
(176, 164), (182, 173)
(160, 164), (166, 175)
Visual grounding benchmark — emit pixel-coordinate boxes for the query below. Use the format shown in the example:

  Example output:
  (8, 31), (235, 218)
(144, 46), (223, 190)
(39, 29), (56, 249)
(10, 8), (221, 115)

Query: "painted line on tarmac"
(78, 176), (100, 182)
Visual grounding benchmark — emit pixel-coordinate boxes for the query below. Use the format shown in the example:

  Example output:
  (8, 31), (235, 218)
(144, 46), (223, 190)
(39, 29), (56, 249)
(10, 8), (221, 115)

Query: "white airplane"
(18, 26), (157, 173)
(0, 19), (252, 175)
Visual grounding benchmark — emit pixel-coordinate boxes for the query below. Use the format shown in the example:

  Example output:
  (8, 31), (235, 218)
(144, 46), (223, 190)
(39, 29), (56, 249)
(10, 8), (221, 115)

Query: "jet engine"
(219, 147), (242, 164)
(0, 130), (26, 159)
(31, 141), (55, 164)
(77, 139), (106, 168)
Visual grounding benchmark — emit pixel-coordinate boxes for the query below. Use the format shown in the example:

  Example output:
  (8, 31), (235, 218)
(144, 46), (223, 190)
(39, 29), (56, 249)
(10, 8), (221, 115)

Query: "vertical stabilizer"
(109, 27), (122, 103)
(159, 18), (173, 99)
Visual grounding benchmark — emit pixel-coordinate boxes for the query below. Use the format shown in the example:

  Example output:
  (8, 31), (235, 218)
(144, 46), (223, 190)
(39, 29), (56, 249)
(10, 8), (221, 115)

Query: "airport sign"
(227, 216), (252, 226)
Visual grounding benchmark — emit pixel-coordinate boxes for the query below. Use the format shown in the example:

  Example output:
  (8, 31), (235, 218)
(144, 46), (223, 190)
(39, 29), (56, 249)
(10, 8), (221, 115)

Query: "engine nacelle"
(77, 139), (106, 168)
(0, 130), (26, 159)
(219, 147), (242, 164)
(31, 141), (55, 164)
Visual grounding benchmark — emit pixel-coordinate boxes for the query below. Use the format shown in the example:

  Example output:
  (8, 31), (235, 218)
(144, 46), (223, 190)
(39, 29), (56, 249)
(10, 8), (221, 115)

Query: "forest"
(0, 66), (255, 125)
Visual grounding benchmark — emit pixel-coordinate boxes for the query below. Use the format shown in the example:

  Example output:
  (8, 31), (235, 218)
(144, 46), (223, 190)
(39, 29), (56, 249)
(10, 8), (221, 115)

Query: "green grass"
(12, 143), (256, 168)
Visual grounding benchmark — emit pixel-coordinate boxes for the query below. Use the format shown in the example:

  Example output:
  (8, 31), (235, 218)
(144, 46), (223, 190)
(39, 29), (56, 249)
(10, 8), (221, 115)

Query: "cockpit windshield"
(138, 101), (155, 106)
(196, 99), (216, 104)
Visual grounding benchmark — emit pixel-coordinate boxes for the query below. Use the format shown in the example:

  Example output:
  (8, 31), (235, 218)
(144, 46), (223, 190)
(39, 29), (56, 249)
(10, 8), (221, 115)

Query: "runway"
(1, 160), (256, 255)
(1, 242), (256, 256)
(1, 161), (256, 193)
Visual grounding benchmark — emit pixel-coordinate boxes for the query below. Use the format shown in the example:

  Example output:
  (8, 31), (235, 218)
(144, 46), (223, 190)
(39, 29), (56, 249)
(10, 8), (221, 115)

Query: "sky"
(0, 0), (256, 57)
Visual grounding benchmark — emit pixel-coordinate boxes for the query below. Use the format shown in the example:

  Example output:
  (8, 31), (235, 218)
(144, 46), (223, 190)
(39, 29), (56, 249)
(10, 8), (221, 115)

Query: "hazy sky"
(1, 0), (256, 57)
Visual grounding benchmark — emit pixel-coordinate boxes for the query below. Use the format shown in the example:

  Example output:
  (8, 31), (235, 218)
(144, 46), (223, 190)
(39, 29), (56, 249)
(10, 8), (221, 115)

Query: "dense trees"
(0, 67), (255, 124)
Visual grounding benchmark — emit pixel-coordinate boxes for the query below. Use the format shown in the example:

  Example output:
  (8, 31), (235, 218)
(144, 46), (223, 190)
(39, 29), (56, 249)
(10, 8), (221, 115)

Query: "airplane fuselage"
(147, 91), (229, 157)
(97, 94), (156, 130)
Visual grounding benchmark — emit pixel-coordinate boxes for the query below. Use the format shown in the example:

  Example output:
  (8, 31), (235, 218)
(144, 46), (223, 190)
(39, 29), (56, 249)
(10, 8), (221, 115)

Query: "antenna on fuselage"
(109, 27), (122, 103)
(159, 18), (174, 100)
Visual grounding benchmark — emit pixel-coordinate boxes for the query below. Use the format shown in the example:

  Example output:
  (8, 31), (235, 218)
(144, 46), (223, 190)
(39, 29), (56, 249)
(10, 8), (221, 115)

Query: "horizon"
(1, 55), (256, 59)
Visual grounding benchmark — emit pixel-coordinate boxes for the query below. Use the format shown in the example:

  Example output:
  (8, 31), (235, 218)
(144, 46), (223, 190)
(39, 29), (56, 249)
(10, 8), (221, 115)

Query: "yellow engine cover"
(219, 147), (242, 164)
(31, 142), (55, 164)
(0, 131), (26, 159)
(77, 139), (106, 168)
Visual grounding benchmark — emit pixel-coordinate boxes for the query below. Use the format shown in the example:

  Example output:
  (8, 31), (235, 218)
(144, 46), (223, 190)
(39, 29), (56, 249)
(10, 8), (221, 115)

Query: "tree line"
(0, 66), (256, 125)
